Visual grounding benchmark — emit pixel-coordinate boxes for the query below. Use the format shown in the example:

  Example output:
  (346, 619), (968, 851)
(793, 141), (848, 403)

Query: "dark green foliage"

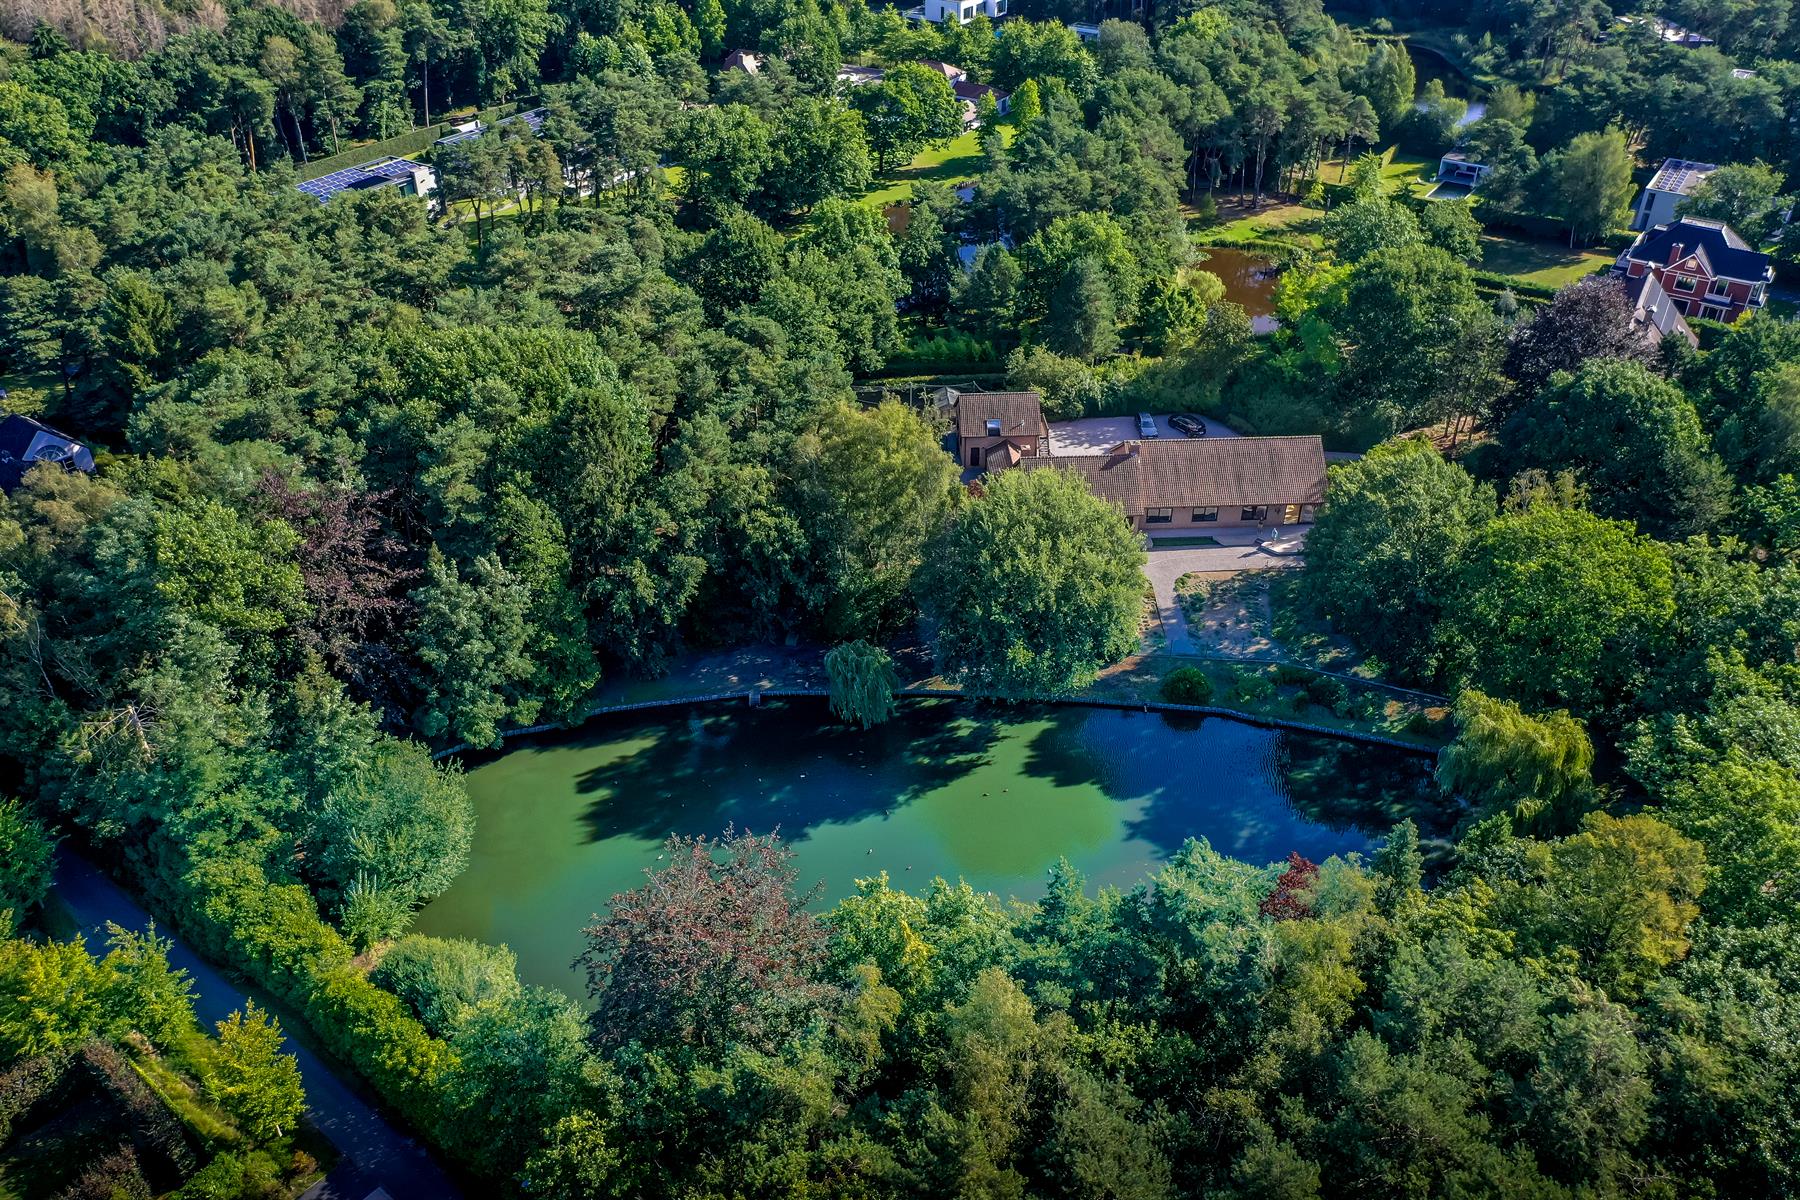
(0, 4), (1797, 1198)
(1504, 358), (1730, 538)
(917, 467), (1146, 695)
(1161, 666), (1214, 706)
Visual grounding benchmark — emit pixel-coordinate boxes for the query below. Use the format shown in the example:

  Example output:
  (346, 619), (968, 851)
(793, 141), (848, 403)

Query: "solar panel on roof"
(296, 157), (423, 202)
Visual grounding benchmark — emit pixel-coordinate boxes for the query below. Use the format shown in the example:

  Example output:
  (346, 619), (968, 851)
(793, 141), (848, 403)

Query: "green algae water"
(414, 698), (1437, 994)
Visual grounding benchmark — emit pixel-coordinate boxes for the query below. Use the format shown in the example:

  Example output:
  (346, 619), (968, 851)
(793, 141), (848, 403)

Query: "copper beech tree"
(575, 828), (837, 1054)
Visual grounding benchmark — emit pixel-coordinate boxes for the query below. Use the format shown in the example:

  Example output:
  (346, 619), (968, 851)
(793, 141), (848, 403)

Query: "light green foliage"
(851, 62), (964, 171)
(1016, 212), (1145, 349)
(1323, 244), (1503, 440)
(1011, 78), (1042, 126)
(1545, 128), (1637, 247)
(373, 935), (524, 1036)
(1321, 196), (1422, 263)
(1677, 160), (1788, 245)
(1438, 690), (1595, 831)
(825, 641), (902, 729)
(768, 98), (871, 213)
(0, 925), (195, 1064)
(1441, 506), (1674, 714)
(1497, 813), (1708, 1001)
(206, 1001), (305, 1140)
(916, 467), (1145, 695)
(1419, 199), (1483, 261)
(1353, 40), (1415, 133)
(672, 104), (771, 213)
(0, 800), (55, 919)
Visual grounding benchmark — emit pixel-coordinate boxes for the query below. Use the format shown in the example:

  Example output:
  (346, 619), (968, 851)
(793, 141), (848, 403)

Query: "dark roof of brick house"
(956, 392), (1048, 440)
(1019, 436), (1326, 509)
(0, 414), (96, 493)
(953, 80), (1007, 103)
(1625, 217), (1773, 283)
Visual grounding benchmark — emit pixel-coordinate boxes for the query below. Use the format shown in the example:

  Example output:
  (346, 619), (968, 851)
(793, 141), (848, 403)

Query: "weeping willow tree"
(1436, 689), (1595, 832)
(825, 641), (900, 729)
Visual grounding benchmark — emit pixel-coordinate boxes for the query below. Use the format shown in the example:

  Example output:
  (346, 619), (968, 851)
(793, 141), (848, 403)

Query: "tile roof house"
(722, 49), (763, 73)
(955, 392), (1326, 529)
(953, 79), (1011, 123)
(1624, 271), (1698, 348)
(1632, 158), (1716, 231)
(1614, 216), (1774, 323)
(957, 392), (1049, 468)
(1018, 438), (1327, 530)
(918, 60), (967, 82)
(0, 414), (96, 493)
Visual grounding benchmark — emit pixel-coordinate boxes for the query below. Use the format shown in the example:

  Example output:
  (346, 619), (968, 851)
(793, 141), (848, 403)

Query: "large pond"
(415, 698), (1440, 994)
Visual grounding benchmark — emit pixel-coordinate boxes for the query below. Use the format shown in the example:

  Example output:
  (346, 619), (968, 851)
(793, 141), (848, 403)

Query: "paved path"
(53, 854), (463, 1200)
(1143, 539), (1303, 655)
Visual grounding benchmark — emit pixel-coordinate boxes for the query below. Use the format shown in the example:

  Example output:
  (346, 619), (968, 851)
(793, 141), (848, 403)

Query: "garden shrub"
(1160, 667), (1214, 706)
(1233, 671), (1275, 703)
(1273, 663), (1313, 687)
(372, 936), (523, 1037)
(1305, 675), (1349, 709)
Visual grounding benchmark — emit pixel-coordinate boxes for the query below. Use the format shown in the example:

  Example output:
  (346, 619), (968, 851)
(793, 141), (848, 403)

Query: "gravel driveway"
(1143, 539), (1302, 655)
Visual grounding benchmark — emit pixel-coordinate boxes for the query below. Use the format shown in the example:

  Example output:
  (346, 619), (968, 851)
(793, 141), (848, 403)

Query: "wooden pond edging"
(433, 687), (1440, 760)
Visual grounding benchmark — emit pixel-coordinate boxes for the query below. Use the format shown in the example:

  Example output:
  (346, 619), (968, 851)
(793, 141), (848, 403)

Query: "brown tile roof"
(957, 392), (1048, 440)
(954, 80), (1008, 103)
(1018, 436), (1326, 510)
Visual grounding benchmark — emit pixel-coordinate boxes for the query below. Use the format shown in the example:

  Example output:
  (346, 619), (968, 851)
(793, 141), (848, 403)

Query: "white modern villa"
(911, 0), (1006, 24)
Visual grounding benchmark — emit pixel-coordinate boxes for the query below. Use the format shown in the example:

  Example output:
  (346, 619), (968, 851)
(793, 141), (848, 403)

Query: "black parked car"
(1169, 413), (1207, 438)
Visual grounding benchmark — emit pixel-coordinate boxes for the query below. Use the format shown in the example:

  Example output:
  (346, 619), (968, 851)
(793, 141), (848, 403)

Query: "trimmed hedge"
(145, 837), (456, 1150)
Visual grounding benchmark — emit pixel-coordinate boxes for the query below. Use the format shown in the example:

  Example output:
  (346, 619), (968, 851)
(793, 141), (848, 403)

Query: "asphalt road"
(53, 853), (463, 1200)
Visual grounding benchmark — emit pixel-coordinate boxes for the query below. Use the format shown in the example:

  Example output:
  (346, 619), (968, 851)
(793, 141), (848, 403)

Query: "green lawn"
(858, 124), (1014, 210)
(1476, 233), (1614, 287)
(1201, 202), (1320, 243)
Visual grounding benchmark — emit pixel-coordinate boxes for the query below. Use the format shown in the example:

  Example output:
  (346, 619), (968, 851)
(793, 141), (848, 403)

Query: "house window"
(1282, 504), (1302, 524)
(984, 418), (1001, 435)
(1707, 279), (1731, 298)
(1192, 507), (1218, 522)
(1241, 505), (1268, 523)
(1671, 274), (1697, 292)
(1701, 304), (1727, 322)
(1146, 507), (1173, 524)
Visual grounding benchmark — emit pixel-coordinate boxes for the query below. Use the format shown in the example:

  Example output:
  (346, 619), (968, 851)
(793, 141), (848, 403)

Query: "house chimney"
(1666, 242), (1684, 267)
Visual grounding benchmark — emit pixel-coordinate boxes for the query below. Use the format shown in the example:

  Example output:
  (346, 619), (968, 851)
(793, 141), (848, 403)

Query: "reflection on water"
(415, 698), (1440, 993)
(1196, 246), (1279, 332)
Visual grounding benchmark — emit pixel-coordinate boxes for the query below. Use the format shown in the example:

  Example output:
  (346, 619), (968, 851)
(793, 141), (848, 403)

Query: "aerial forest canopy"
(2, 0), (1800, 1195)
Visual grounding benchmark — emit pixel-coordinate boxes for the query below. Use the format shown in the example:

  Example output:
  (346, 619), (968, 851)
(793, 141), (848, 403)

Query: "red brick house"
(1614, 216), (1774, 324)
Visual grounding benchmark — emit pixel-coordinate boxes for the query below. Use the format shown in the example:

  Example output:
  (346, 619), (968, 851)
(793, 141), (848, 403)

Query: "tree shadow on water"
(568, 697), (1006, 845)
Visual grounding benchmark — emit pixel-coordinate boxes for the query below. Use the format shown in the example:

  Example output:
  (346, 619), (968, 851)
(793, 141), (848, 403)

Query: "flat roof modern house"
(1632, 158), (1717, 231)
(296, 156), (437, 203)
